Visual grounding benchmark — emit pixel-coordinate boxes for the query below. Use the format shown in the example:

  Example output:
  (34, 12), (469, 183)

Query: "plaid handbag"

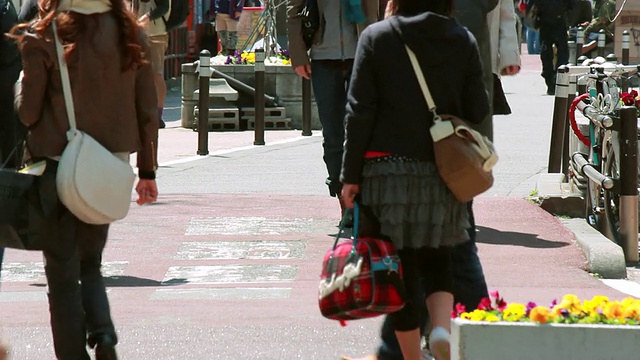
(318, 203), (405, 321)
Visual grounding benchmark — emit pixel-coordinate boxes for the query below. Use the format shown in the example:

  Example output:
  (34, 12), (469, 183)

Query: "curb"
(536, 173), (627, 279)
(561, 218), (627, 279)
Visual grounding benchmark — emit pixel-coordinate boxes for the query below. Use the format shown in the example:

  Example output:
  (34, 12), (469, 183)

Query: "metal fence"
(164, 25), (190, 80)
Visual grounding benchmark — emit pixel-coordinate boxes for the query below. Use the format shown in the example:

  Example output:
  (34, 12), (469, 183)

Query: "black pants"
(40, 161), (117, 359)
(388, 246), (454, 332)
(539, 21), (569, 89)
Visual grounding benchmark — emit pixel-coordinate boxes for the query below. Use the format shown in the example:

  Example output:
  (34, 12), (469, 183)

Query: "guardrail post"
(568, 41), (577, 65)
(618, 106), (639, 264)
(597, 29), (606, 58)
(548, 66), (570, 173)
(621, 30), (630, 65)
(302, 78), (312, 136)
(563, 71), (578, 177)
(197, 50), (211, 156)
(254, 48), (266, 146)
(576, 27), (584, 62)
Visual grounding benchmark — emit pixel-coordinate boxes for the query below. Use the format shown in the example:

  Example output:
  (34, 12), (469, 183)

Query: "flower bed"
(450, 292), (640, 360)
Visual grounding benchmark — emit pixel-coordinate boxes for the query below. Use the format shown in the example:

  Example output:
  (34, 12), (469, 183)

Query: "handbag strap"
(404, 45), (442, 123)
(51, 20), (78, 134)
(331, 202), (360, 251)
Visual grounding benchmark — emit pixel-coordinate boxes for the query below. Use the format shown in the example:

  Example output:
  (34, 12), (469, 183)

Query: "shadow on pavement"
(476, 226), (569, 248)
(104, 276), (188, 287)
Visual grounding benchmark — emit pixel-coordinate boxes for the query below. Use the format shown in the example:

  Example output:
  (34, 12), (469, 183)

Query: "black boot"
(91, 334), (118, 360)
(158, 108), (166, 129)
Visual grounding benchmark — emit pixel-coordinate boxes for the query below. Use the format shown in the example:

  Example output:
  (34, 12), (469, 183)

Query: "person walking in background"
(11, 0), (159, 356)
(527, 0), (574, 95)
(340, 0), (490, 358)
(580, 0), (614, 55)
(213, 0), (244, 55)
(286, 0), (378, 223)
(137, 0), (170, 128)
(490, 0), (521, 115)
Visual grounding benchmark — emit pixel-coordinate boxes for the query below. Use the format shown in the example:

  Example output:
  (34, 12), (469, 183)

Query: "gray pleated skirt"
(360, 157), (470, 250)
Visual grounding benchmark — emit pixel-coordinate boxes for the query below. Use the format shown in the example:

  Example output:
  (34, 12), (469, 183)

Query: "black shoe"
(546, 88), (556, 96)
(92, 334), (118, 360)
(159, 119), (166, 129)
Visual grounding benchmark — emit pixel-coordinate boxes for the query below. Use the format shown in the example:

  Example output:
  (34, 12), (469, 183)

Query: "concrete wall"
(451, 318), (640, 360)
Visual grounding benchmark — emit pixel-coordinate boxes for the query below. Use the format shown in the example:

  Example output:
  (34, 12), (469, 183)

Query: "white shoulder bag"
(52, 20), (136, 225)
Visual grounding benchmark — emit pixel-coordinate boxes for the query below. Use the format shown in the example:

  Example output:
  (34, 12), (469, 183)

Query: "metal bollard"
(563, 72), (578, 177)
(197, 50), (211, 156)
(548, 66), (570, 173)
(622, 30), (630, 65)
(254, 48), (266, 146)
(618, 106), (639, 264)
(302, 78), (312, 136)
(575, 27), (584, 61)
(597, 29), (606, 58)
(568, 41), (576, 65)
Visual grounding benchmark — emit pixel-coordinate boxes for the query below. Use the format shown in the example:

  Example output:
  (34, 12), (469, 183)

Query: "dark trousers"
(377, 202), (489, 359)
(310, 60), (352, 196)
(539, 21), (569, 89)
(40, 164), (117, 359)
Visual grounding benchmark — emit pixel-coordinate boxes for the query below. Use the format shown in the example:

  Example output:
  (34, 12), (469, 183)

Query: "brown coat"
(15, 13), (159, 173)
(286, 0), (380, 68)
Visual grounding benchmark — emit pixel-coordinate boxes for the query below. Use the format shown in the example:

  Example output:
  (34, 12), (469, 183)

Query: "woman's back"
(16, 12), (157, 168)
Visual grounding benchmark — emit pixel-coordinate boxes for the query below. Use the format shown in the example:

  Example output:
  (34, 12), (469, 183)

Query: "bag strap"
(51, 20), (78, 134)
(331, 202), (360, 251)
(404, 45), (442, 123)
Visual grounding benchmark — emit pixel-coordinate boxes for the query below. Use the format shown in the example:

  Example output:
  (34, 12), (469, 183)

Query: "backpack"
(162, 0), (189, 31)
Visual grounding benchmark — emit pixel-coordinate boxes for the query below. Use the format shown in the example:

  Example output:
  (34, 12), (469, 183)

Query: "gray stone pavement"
(1, 51), (639, 359)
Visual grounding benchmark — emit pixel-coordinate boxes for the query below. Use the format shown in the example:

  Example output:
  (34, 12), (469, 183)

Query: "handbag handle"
(404, 45), (442, 123)
(331, 202), (360, 252)
(51, 20), (79, 138)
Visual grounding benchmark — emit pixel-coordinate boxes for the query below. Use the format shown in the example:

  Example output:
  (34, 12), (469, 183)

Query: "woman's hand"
(341, 183), (360, 209)
(136, 179), (158, 205)
(501, 65), (521, 76)
(294, 65), (311, 79)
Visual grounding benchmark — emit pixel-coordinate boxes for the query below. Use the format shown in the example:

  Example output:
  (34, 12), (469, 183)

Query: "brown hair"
(10, 0), (145, 71)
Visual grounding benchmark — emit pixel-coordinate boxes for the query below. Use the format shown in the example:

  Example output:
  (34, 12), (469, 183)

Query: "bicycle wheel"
(603, 141), (621, 244)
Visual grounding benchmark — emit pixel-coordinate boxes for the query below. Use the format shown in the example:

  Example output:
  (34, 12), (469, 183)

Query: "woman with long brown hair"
(10, 0), (159, 358)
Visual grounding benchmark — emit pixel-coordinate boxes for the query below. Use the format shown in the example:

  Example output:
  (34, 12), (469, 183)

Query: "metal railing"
(164, 25), (190, 79)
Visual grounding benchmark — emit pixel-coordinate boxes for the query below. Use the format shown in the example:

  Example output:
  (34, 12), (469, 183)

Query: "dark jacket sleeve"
(149, 0), (170, 21)
(18, 0), (39, 23)
(341, 29), (377, 185)
(15, 34), (51, 128)
(286, 0), (309, 68)
(461, 37), (490, 125)
(134, 32), (159, 175)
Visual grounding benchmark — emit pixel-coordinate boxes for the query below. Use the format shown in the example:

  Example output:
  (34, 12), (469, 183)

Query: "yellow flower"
(622, 303), (640, 321)
(604, 302), (626, 321)
(502, 303), (527, 322)
(558, 294), (582, 315)
(529, 306), (551, 324)
(282, 59), (290, 65)
(485, 314), (500, 322)
(469, 309), (487, 321)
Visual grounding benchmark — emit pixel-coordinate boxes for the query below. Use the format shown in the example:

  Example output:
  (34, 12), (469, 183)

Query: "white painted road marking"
(185, 217), (314, 236)
(175, 241), (306, 260)
(161, 265), (298, 284)
(601, 279), (640, 298)
(1, 261), (128, 283)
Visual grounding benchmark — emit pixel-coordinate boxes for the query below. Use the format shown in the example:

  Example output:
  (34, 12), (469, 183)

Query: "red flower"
(451, 303), (467, 318)
(621, 90), (639, 106)
(478, 297), (493, 310)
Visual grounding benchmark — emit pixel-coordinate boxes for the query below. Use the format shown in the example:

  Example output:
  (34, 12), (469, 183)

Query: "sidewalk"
(0, 51), (637, 359)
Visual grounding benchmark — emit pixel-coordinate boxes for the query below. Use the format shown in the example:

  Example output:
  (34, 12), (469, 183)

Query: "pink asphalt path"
(0, 193), (628, 359)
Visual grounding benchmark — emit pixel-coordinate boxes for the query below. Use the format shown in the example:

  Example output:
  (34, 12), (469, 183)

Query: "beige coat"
(488, 0), (521, 76)
(15, 13), (159, 173)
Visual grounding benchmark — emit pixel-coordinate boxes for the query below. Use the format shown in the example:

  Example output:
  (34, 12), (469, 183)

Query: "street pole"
(597, 29), (606, 58)
(563, 72), (577, 177)
(548, 66), (569, 173)
(302, 78), (312, 136)
(621, 30), (630, 66)
(197, 50), (211, 156)
(619, 106), (639, 264)
(575, 27), (584, 62)
(254, 48), (266, 146)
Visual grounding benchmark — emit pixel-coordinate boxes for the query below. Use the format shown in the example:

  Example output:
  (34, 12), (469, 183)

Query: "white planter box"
(451, 318), (640, 360)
